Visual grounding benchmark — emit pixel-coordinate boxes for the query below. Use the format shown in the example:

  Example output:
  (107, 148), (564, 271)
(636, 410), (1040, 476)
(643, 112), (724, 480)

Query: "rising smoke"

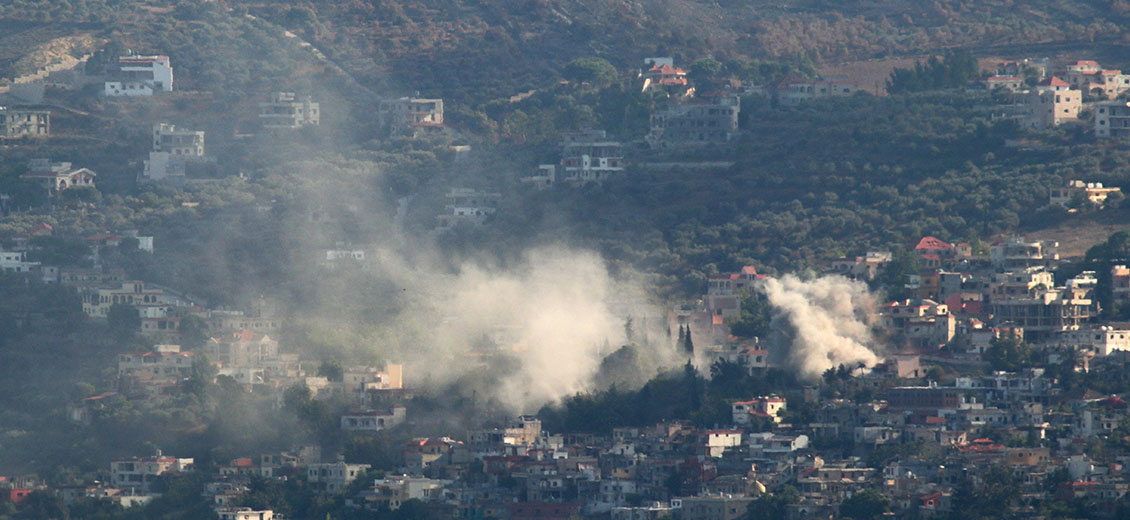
(759, 274), (882, 380)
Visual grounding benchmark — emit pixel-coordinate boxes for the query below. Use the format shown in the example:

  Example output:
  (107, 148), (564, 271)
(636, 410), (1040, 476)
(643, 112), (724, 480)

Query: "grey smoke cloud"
(759, 274), (882, 380)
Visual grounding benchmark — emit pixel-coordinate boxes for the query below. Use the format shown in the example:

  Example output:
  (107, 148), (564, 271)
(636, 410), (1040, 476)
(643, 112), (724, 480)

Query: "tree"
(318, 358), (344, 382)
(684, 327), (694, 354)
(179, 315), (210, 349)
(984, 332), (1031, 372)
(730, 294), (771, 338)
(746, 486), (799, 520)
(106, 303), (140, 341)
(564, 57), (617, 87)
(839, 489), (890, 520)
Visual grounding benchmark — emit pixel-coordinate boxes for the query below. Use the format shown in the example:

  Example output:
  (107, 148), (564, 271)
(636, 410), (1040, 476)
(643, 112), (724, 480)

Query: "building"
(640, 61), (688, 94)
(306, 461), (371, 492)
(879, 299), (957, 347)
(1094, 101), (1130, 138)
(559, 137), (625, 184)
(104, 55), (173, 96)
(118, 345), (194, 379)
(677, 495), (751, 520)
(0, 107), (49, 138)
(363, 476), (450, 510)
(80, 281), (169, 319)
(1050, 180), (1121, 209)
(217, 509), (273, 520)
(0, 250), (40, 274)
(378, 97), (444, 130)
(437, 188), (500, 228)
(984, 76), (1024, 92)
(152, 123), (204, 156)
(647, 94), (740, 147)
(19, 159), (96, 193)
(777, 77), (857, 105)
(989, 268), (1093, 337)
(141, 152), (186, 183)
(990, 237), (1060, 268)
(732, 396), (786, 425)
(341, 405), (407, 432)
(1046, 327), (1130, 357)
(110, 452), (193, 491)
(830, 251), (892, 281)
(259, 92), (320, 129)
(204, 330), (279, 368)
(1022, 77), (1080, 128)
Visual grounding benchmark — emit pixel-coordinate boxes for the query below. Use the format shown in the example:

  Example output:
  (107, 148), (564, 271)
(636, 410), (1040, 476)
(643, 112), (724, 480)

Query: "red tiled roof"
(647, 64), (686, 75)
(915, 236), (954, 251)
(1039, 77), (1071, 87)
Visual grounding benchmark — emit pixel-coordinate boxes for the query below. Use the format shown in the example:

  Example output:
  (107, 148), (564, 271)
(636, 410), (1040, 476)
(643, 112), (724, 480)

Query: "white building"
(152, 123), (204, 156)
(217, 508), (274, 520)
(437, 188), (500, 228)
(0, 250), (41, 273)
(259, 92), (320, 129)
(141, 151), (186, 183)
(104, 55), (173, 96)
(341, 405), (406, 432)
(306, 461), (371, 492)
(1047, 327), (1130, 357)
(378, 97), (443, 130)
(732, 396), (786, 425)
(111, 453), (193, 491)
(20, 159), (96, 193)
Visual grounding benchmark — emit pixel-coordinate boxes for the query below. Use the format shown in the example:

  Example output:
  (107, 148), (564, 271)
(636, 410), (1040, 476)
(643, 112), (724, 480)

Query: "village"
(4, 24), (1130, 520)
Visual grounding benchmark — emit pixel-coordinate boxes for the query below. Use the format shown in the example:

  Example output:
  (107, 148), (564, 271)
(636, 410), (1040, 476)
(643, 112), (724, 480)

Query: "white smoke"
(759, 274), (882, 380)
(359, 245), (668, 412)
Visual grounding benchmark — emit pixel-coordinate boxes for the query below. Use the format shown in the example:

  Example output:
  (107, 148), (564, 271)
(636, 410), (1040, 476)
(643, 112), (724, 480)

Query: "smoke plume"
(759, 274), (882, 380)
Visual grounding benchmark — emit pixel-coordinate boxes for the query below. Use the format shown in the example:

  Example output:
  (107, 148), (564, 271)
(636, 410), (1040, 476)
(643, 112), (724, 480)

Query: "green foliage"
(730, 293), (771, 338)
(178, 315), (210, 350)
(745, 486), (799, 520)
(984, 332), (1032, 372)
(563, 57), (618, 87)
(106, 303), (140, 341)
(318, 358), (345, 382)
(839, 489), (890, 520)
(886, 50), (979, 94)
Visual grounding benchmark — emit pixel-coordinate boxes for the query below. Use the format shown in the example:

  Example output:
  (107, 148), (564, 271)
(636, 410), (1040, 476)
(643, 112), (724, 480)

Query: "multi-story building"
(640, 60), (688, 94)
(829, 251), (892, 281)
(0, 250), (40, 274)
(306, 461), (371, 493)
(141, 151), (185, 183)
(104, 55), (173, 96)
(676, 495), (751, 520)
(1050, 180), (1121, 209)
(341, 405), (407, 432)
(378, 97), (443, 130)
(559, 139), (625, 184)
(19, 159), (96, 193)
(204, 329), (279, 368)
(437, 188), (500, 228)
(152, 123), (204, 156)
(990, 237), (1060, 268)
(110, 452), (193, 491)
(1022, 77), (1080, 128)
(989, 270), (1093, 338)
(259, 92), (320, 129)
(118, 345), (194, 379)
(1095, 101), (1130, 138)
(732, 396), (786, 425)
(0, 107), (49, 138)
(647, 94), (740, 147)
(80, 281), (168, 319)
(1046, 327), (1130, 357)
(777, 77), (857, 105)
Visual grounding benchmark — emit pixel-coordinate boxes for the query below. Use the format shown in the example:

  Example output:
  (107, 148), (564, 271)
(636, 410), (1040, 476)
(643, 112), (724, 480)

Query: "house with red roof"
(732, 395), (787, 425)
(1022, 76), (1081, 128)
(205, 329), (280, 368)
(640, 61), (688, 95)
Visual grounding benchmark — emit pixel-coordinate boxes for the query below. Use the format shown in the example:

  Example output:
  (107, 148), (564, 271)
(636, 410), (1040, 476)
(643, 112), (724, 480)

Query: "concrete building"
(19, 159), (96, 193)
(104, 55), (173, 96)
(110, 453), (193, 491)
(204, 330), (279, 368)
(341, 405), (407, 432)
(378, 97), (443, 130)
(732, 396), (786, 425)
(1050, 180), (1121, 209)
(990, 237), (1060, 268)
(437, 188), (500, 228)
(647, 94), (740, 147)
(829, 251), (892, 281)
(989, 269), (1093, 338)
(777, 77), (857, 105)
(1095, 101), (1130, 138)
(676, 495), (751, 520)
(1022, 77), (1080, 128)
(152, 123), (203, 156)
(0, 250), (41, 274)
(1046, 327), (1130, 357)
(80, 281), (168, 319)
(559, 140), (624, 185)
(984, 76), (1024, 92)
(640, 61), (688, 94)
(141, 152), (185, 183)
(118, 345), (194, 379)
(217, 509), (273, 520)
(0, 107), (49, 138)
(306, 461), (371, 492)
(259, 92), (320, 129)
